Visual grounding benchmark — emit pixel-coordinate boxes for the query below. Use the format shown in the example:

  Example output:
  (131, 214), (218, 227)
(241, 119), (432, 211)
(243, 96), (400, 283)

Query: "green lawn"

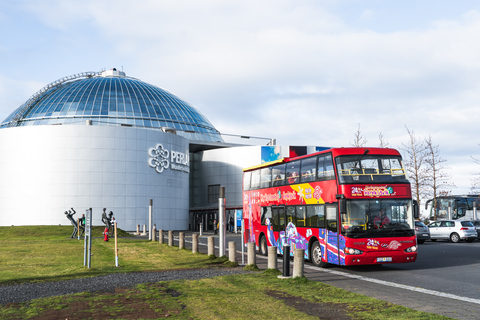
(0, 226), (452, 320)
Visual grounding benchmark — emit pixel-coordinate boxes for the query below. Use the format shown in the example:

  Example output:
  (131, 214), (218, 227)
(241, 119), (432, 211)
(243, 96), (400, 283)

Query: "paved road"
(336, 240), (480, 299)
(171, 231), (480, 320)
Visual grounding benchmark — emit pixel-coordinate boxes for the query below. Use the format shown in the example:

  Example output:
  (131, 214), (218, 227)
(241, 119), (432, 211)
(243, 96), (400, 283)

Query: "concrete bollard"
(192, 233), (198, 253)
(268, 246), (277, 270)
(141, 224), (147, 236)
(207, 236), (215, 256)
(135, 224), (140, 235)
(293, 249), (305, 278)
(247, 242), (256, 266)
(151, 226), (156, 242)
(158, 229), (164, 244)
(179, 232), (185, 249)
(168, 230), (173, 246)
(228, 241), (236, 263)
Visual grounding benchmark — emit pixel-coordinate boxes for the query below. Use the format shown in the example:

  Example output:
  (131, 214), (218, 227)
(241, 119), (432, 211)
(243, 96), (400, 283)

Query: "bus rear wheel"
(259, 235), (268, 256)
(311, 241), (328, 268)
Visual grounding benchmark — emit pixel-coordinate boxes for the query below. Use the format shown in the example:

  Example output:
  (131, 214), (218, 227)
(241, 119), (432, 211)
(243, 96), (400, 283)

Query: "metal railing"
(220, 133), (275, 146)
(6, 72), (99, 128)
(3, 115), (275, 146)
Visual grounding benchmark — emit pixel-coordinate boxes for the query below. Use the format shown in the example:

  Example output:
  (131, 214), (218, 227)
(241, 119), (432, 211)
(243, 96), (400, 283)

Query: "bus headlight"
(404, 246), (417, 253)
(345, 247), (363, 255)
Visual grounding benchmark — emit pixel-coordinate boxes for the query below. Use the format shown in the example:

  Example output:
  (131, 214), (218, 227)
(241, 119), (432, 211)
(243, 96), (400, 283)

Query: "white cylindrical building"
(0, 69), (222, 230)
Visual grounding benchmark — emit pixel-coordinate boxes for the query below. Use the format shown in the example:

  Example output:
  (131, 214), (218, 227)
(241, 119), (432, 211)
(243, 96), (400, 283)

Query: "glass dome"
(0, 69), (223, 142)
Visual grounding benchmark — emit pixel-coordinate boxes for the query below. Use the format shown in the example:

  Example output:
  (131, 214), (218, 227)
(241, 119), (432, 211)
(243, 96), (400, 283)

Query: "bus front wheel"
(311, 241), (328, 268)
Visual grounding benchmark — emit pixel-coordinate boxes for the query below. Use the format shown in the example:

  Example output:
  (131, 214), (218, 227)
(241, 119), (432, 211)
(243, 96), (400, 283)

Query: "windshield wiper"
(353, 149), (369, 169)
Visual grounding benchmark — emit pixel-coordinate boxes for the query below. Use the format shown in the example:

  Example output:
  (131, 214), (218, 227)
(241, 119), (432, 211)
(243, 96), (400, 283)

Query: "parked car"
(427, 220), (477, 243)
(415, 221), (430, 244)
(467, 220), (480, 238)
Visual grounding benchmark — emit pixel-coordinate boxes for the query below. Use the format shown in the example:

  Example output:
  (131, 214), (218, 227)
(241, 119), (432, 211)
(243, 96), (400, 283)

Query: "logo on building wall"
(148, 144), (170, 173)
(148, 144), (190, 174)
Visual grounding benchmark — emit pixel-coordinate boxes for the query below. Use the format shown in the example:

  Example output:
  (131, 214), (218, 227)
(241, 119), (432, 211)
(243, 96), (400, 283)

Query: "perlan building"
(0, 68), (321, 231)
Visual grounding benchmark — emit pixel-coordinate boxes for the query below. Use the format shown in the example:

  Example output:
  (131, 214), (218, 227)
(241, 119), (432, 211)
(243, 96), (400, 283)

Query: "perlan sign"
(148, 144), (190, 174)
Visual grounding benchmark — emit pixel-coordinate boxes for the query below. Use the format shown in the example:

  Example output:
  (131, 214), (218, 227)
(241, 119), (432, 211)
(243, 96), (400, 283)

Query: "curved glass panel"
(1, 73), (222, 142)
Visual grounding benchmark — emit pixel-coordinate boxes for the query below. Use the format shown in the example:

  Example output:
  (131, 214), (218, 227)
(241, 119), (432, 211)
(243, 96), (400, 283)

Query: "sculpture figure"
(101, 208), (111, 230)
(101, 208), (115, 232)
(64, 208), (83, 238)
(108, 211), (114, 232)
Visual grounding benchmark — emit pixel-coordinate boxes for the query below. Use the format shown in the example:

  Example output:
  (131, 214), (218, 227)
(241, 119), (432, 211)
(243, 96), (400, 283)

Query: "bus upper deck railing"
(338, 168), (406, 183)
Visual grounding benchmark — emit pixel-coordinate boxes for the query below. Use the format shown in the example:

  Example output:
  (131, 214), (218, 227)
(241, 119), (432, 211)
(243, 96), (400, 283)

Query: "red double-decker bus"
(242, 147), (419, 267)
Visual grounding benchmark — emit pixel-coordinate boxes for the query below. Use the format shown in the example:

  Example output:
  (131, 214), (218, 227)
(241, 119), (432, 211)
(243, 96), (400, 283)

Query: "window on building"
(208, 184), (220, 204)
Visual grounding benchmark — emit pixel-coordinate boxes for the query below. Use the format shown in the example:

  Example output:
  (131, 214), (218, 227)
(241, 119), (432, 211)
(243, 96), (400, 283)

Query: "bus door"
(326, 204), (340, 264)
(326, 204), (338, 233)
(272, 206), (286, 251)
(272, 206), (285, 233)
(455, 198), (468, 219)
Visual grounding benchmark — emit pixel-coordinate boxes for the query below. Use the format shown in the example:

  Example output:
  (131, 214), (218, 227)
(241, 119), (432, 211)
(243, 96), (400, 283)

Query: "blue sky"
(1, 0), (480, 195)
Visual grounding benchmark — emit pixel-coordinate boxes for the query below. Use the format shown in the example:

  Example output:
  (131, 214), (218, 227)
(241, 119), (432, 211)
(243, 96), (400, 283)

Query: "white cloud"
(360, 9), (374, 21)
(21, 0), (93, 31)
(1, 1), (480, 194)
(0, 75), (44, 120)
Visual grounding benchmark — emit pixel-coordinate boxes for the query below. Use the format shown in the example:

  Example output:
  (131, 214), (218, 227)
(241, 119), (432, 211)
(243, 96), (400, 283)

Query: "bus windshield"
(342, 199), (415, 238)
(335, 155), (408, 184)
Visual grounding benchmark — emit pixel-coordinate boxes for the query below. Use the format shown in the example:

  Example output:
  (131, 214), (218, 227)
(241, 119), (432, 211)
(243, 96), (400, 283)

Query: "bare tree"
(378, 132), (389, 148)
(471, 173), (480, 194)
(470, 177), (480, 194)
(424, 135), (454, 220)
(401, 126), (429, 212)
(351, 123), (367, 147)
(470, 146), (480, 193)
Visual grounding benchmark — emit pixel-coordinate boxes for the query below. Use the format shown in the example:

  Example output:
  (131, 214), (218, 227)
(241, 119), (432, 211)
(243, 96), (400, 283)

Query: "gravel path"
(0, 268), (247, 305)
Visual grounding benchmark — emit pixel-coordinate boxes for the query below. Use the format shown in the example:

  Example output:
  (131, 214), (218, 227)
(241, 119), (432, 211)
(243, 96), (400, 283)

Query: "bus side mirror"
(413, 202), (419, 219)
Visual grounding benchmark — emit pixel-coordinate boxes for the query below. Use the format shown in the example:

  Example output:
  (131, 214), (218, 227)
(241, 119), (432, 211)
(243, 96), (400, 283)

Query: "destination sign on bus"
(348, 185), (408, 197)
